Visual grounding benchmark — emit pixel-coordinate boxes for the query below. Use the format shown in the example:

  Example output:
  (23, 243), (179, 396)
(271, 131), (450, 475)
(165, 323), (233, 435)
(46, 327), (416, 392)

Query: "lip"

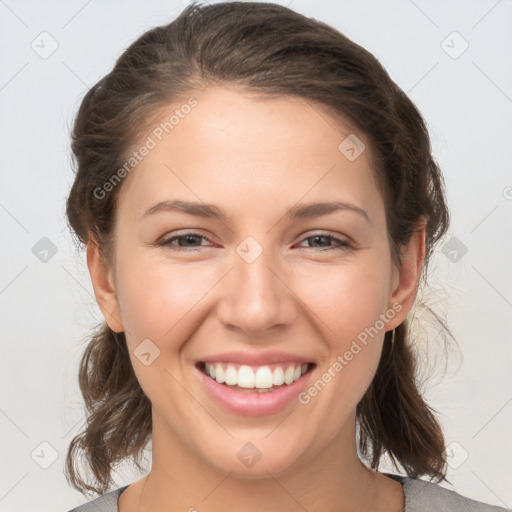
(198, 350), (314, 366)
(195, 361), (316, 416)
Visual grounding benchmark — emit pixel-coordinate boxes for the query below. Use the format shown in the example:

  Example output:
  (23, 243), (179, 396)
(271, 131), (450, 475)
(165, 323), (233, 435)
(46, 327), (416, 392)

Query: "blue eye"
(157, 231), (351, 252)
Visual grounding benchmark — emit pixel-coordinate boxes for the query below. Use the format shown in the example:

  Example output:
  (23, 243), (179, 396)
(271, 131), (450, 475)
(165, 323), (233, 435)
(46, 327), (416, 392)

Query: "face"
(89, 85), (423, 479)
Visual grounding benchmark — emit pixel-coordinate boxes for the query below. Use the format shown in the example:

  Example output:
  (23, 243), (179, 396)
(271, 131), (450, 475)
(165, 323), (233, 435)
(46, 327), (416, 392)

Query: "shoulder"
(388, 474), (511, 512)
(66, 485), (128, 512)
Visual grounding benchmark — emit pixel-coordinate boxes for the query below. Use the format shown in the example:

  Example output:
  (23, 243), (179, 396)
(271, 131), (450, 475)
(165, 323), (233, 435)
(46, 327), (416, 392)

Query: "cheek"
(295, 258), (389, 406)
(114, 254), (214, 402)
(115, 251), (213, 341)
(296, 255), (391, 340)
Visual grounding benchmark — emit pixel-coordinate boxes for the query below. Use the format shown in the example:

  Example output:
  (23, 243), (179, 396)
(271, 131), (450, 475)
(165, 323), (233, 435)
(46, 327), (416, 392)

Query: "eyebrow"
(142, 199), (371, 225)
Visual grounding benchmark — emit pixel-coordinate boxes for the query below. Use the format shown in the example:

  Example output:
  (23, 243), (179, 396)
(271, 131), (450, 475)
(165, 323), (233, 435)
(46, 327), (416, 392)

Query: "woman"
(64, 2), (509, 511)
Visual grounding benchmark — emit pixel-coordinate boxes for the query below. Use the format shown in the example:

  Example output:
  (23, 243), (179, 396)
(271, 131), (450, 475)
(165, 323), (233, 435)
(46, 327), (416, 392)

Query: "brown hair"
(65, 0), (451, 496)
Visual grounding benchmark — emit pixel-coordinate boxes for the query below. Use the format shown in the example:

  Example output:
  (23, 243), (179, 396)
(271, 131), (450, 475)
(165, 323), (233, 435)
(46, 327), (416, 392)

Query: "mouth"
(195, 359), (316, 415)
(196, 361), (316, 393)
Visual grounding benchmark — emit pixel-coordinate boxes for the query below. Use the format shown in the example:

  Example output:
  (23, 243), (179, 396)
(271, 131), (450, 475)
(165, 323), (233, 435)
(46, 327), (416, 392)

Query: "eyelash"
(157, 231), (352, 252)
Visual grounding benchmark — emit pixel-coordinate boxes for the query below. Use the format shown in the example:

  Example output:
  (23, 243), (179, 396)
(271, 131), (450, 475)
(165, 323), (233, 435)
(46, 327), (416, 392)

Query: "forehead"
(116, 86), (383, 222)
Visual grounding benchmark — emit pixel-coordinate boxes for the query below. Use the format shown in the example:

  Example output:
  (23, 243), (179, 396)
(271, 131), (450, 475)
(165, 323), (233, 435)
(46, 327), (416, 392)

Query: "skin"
(88, 85), (426, 511)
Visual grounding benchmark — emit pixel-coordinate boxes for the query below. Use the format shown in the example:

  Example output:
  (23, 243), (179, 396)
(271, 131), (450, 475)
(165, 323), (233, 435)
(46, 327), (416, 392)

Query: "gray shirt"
(67, 473), (511, 511)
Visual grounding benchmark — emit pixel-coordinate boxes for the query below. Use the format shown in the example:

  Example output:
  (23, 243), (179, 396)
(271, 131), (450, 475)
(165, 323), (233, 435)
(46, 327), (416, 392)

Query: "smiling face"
(88, 85), (424, 481)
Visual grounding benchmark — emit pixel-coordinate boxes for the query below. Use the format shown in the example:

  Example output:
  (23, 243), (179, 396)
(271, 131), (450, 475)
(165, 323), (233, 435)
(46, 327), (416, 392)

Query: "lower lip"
(196, 364), (314, 416)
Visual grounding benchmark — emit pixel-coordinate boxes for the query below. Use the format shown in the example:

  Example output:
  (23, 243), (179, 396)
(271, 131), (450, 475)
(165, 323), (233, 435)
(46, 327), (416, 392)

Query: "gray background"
(0, 0), (511, 510)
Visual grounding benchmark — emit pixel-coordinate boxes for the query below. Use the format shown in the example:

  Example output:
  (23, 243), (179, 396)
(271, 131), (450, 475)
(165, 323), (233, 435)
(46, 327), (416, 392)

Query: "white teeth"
(214, 363), (225, 384)
(284, 366), (295, 385)
(238, 365), (255, 388)
(272, 367), (284, 386)
(255, 366), (273, 388)
(204, 362), (310, 389)
(225, 364), (237, 385)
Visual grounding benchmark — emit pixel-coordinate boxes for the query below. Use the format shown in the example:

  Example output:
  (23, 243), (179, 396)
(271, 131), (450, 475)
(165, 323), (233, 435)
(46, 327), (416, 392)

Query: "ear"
(386, 217), (427, 329)
(86, 232), (124, 333)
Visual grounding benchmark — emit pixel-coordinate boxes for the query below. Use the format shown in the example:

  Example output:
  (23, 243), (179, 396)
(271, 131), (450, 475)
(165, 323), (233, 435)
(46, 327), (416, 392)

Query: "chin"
(196, 437), (308, 481)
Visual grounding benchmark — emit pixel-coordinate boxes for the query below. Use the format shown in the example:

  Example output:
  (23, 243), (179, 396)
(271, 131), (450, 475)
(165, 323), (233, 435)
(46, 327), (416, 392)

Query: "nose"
(216, 240), (298, 338)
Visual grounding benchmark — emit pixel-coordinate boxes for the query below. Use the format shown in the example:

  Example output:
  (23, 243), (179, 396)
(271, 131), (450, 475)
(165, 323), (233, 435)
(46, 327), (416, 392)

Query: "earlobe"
(388, 219), (427, 328)
(86, 234), (124, 333)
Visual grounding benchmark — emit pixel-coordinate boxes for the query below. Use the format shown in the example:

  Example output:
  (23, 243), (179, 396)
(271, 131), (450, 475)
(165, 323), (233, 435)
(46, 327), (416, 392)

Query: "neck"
(136, 412), (397, 512)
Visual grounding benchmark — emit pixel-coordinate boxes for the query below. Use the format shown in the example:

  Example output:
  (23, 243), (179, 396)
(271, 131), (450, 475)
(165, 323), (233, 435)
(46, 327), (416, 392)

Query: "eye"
(297, 233), (352, 251)
(157, 231), (213, 250)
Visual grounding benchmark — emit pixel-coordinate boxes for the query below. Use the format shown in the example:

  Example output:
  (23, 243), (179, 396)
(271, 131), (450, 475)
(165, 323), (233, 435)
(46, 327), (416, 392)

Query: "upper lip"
(197, 350), (315, 366)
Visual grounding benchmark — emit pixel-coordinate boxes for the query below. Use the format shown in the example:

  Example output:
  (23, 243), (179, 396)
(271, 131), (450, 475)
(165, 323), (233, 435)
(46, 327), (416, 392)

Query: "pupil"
(313, 236), (328, 247)
(182, 235), (199, 246)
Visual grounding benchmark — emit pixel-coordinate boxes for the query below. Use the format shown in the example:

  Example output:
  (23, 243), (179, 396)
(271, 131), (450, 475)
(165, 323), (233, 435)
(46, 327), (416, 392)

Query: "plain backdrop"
(0, 0), (511, 510)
